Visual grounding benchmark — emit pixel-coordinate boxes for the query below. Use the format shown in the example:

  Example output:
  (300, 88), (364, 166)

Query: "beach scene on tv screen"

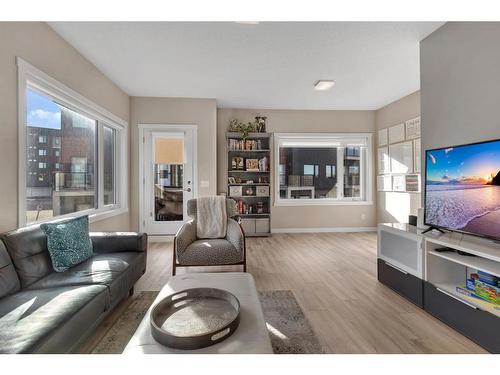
(425, 140), (500, 239)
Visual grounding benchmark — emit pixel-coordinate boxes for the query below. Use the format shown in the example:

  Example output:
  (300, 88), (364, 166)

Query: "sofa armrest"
(90, 232), (147, 254)
(226, 218), (244, 252)
(174, 220), (197, 256)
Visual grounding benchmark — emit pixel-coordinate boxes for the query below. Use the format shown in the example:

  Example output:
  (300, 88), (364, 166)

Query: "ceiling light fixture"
(314, 80), (335, 91)
(235, 21), (260, 25)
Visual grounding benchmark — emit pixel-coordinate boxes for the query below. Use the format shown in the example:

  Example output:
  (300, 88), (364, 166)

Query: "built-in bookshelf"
(226, 132), (272, 237)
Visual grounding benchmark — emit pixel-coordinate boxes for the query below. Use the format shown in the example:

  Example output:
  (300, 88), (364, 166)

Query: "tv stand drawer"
(377, 258), (423, 307)
(424, 281), (500, 353)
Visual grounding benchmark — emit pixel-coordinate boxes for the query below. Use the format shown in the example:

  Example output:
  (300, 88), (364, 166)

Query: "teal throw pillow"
(41, 215), (93, 272)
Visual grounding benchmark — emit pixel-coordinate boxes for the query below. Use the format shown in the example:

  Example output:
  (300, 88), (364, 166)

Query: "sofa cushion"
(178, 239), (243, 265)
(27, 252), (146, 305)
(41, 216), (93, 272)
(0, 241), (20, 298)
(0, 225), (52, 288)
(0, 284), (108, 353)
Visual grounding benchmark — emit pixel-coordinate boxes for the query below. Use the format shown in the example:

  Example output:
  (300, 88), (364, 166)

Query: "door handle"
(184, 187), (192, 192)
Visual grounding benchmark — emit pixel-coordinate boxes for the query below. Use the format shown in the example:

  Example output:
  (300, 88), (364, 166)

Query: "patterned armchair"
(172, 198), (246, 275)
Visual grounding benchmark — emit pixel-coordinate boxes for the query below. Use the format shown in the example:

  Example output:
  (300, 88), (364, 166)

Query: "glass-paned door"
(142, 128), (195, 235)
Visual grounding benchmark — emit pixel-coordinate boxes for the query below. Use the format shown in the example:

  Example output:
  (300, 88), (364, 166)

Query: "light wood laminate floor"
(84, 232), (487, 354)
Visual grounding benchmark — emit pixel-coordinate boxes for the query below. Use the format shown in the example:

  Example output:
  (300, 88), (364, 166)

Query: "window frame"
(273, 133), (373, 206)
(17, 57), (128, 227)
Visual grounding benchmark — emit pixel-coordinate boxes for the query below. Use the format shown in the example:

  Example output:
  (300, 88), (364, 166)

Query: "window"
(18, 58), (128, 226)
(103, 126), (116, 206)
(274, 133), (372, 205)
(326, 165), (336, 178)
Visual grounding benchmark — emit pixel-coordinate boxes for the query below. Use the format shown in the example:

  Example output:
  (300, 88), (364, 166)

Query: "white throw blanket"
(196, 196), (227, 239)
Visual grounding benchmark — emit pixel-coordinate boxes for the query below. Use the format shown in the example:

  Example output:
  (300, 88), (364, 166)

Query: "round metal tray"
(150, 288), (240, 350)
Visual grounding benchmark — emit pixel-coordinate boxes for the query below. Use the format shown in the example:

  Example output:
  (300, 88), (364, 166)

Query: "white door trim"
(138, 124), (198, 234)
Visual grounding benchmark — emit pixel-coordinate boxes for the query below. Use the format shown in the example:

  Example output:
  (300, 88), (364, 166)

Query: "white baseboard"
(147, 235), (174, 243)
(271, 227), (377, 234)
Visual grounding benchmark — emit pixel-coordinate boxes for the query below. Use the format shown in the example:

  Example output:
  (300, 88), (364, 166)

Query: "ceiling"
(49, 22), (444, 110)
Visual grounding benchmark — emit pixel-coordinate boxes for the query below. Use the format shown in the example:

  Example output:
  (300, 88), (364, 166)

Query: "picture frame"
(413, 138), (421, 173)
(388, 123), (405, 144)
(405, 174), (421, 192)
(377, 175), (392, 192)
(378, 128), (388, 146)
(405, 116), (421, 140)
(231, 156), (244, 170)
(229, 185), (243, 197)
(246, 158), (259, 171)
(392, 175), (406, 192)
(389, 141), (413, 173)
(228, 176), (236, 184)
(377, 147), (390, 174)
(256, 185), (270, 197)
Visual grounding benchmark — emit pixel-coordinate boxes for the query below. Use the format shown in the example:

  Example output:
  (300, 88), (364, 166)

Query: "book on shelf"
(246, 158), (259, 171)
(228, 138), (263, 151)
(258, 156), (268, 172)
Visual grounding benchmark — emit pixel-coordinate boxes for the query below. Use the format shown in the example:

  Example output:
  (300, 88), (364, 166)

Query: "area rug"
(92, 290), (323, 354)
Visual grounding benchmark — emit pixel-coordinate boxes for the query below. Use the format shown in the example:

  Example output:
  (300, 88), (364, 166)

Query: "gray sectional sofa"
(0, 224), (147, 354)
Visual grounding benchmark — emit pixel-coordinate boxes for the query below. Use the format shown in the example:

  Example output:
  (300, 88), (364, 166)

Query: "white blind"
(276, 133), (370, 148)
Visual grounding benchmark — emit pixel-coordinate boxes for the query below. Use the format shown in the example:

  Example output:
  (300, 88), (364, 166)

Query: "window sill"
(89, 207), (129, 223)
(23, 207), (128, 228)
(274, 199), (374, 207)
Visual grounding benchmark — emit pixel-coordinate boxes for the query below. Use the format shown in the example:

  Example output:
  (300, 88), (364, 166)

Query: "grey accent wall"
(421, 22), (500, 154)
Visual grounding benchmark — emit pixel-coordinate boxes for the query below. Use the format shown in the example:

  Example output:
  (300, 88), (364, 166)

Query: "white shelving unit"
(425, 233), (500, 319)
(378, 224), (500, 352)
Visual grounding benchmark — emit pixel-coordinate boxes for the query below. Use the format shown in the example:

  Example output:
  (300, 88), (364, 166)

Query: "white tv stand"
(377, 224), (500, 353)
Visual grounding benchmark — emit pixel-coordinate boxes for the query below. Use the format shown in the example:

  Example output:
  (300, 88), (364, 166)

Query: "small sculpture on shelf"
(255, 116), (267, 133)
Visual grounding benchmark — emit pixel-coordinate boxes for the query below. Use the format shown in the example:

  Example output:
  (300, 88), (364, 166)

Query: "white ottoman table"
(124, 272), (273, 354)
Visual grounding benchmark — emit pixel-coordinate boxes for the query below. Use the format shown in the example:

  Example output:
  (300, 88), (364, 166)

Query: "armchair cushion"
(177, 239), (243, 266)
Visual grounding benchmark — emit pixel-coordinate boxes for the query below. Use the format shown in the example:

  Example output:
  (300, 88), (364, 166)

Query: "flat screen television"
(425, 138), (500, 241)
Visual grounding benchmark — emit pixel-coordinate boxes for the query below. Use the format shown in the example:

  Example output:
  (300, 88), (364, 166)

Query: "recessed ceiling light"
(235, 21), (260, 25)
(314, 80), (335, 91)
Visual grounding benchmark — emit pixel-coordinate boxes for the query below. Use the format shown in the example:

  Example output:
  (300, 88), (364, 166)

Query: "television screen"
(425, 139), (500, 240)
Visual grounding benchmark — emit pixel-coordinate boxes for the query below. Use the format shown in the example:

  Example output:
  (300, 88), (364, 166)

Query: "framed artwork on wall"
(377, 147), (390, 174)
(405, 117), (421, 140)
(413, 138), (421, 173)
(392, 175), (406, 192)
(388, 123), (405, 144)
(389, 141), (413, 174)
(378, 128), (388, 146)
(377, 175), (392, 192)
(405, 174), (421, 192)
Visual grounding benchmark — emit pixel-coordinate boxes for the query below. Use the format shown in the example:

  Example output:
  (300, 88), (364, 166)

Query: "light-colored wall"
(421, 22), (500, 155)
(375, 91), (421, 223)
(217, 108), (376, 230)
(129, 97), (217, 231)
(0, 22), (130, 232)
